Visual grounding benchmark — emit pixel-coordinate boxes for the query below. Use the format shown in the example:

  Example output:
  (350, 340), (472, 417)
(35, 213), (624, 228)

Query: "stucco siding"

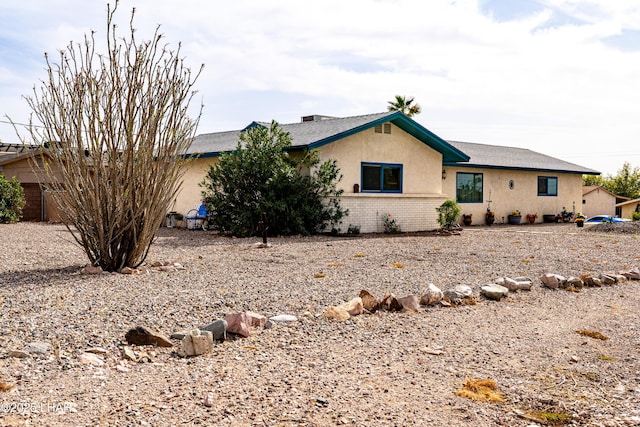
(170, 157), (218, 216)
(318, 124), (443, 194)
(442, 167), (583, 224)
(582, 189), (616, 217)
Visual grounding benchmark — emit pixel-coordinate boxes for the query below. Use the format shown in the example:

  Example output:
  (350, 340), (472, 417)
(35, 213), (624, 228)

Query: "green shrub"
(200, 121), (347, 237)
(436, 199), (461, 230)
(632, 211), (640, 221)
(0, 176), (26, 223)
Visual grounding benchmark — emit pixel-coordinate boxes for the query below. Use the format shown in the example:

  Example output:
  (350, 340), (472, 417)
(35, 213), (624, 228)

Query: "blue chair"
(186, 204), (209, 230)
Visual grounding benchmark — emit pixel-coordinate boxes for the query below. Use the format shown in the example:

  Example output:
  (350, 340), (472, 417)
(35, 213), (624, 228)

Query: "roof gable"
(445, 140), (600, 175)
(188, 112), (470, 163)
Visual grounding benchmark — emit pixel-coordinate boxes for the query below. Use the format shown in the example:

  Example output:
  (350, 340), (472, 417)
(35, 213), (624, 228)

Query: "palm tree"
(387, 95), (421, 117)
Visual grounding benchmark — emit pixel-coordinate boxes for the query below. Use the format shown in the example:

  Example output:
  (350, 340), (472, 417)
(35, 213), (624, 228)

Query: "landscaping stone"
(246, 311), (267, 328)
(269, 314), (298, 323)
(199, 319), (228, 341)
(125, 326), (173, 347)
(359, 289), (379, 312)
(224, 312), (251, 337)
(620, 267), (640, 280)
(380, 293), (403, 311)
(420, 283), (443, 306)
(178, 330), (214, 357)
(566, 277), (584, 289)
(481, 284), (509, 301)
(24, 341), (52, 355)
(78, 352), (104, 366)
(397, 295), (420, 312)
(444, 285), (473, 302)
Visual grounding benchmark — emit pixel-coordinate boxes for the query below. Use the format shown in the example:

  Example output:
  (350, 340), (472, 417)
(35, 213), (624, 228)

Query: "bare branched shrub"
(22, 2), (202, 271)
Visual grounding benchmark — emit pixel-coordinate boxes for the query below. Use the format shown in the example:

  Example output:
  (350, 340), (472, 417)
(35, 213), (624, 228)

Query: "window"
(456, 172), (483, 203)
(538, 176), (558, 196)
(361, 163), (402, 192)
(374, 123), (392, 134)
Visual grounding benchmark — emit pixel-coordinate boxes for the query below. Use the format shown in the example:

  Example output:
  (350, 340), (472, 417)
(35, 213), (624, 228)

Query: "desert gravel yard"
(1, 222), (640, 426)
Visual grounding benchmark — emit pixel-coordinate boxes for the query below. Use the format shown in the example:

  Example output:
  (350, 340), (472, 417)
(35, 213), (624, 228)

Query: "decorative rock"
(78, 352), (104, 366)
(600, 274), (616, 285)
(397, 295), (420, 312)
(120, 267), (137, 274)
(501, 277), (520, 292)
(566, 277), (584, 289)
(340, 297), (364, 316)
(224, 313), (251, 338)
(178, 330), (214, 357)
(81, 265), (103, 275)
(443, 285), (473, 302)
(359, 289), (379, 312)
(85, 347), (108, 355)
(540, 273), (561, 289)
(122, 346), (138, 362)
(25, 341), (52, 355)
(325, 306), (350, 321)
(246, 311), (267, 328)
(8, 350), (30, 359)
(516, 281), (532, 291)
(380, 293), (403, 312)
(614, 274), (627, 283)
(481, 284), (509, 301)
(269, 314), (298, 323)
(199, 319), (228, 341)
(582, 275), (602, 287)
(620, 267), (640, 280)
(204, 392), (215, 407)
(420, 283), (443, 306)
(125, 326), (173, 347)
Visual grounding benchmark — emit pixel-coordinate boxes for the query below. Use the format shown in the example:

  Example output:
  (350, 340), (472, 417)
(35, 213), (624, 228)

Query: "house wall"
(618, 199), (640, 219)
(338, 193), (446, 233)
(170, 157), (218, 216)
(441, 167), (583, 225)
(318, 124), (443, 194)
(581, 189), (616, 217)
(1, 155), (64, 222)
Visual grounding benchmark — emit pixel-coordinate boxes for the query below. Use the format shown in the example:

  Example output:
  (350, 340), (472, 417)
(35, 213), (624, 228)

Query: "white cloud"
(1, 0), (638, 174)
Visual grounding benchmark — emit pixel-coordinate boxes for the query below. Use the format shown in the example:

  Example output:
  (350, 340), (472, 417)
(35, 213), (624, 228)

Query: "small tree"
(20, 2), (202, 271)
(201, 121), (347, 237)
(436, 199), (461, 230)
(0, 175), (26, 223)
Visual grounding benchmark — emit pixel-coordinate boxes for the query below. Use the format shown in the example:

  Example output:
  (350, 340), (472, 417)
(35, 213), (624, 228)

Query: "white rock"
(78, 352), (104, 366)
(269, 314), (298, 323)
(420, 283), (443, 306)
(481, 284), (509, 301)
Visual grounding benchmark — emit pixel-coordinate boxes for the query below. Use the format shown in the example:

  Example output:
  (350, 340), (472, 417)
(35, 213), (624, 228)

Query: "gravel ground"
(1, 222), (639, 427)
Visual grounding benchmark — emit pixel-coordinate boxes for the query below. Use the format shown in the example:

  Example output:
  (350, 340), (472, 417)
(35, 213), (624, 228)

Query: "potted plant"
(462, 214), (472, 226)
(526, 213), (537, 224)
(508, 210), (522, 225)
(485, 208), (495, 226)
(575, 214), (585, 228)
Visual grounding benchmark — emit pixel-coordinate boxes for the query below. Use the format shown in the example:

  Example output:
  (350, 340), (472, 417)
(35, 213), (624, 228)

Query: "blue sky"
(1, 0), (639, 175)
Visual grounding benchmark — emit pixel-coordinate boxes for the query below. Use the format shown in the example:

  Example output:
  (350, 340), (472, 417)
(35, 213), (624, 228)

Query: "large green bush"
(0, 176), (26, 223)
(200, 121), (347, 237)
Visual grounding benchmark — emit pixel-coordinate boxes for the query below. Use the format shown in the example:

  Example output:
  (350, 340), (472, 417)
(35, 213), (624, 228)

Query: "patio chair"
(185, 203), (209, 230)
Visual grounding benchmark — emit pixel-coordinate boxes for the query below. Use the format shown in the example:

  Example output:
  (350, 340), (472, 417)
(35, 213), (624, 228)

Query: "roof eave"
(443, 162), (600, 175)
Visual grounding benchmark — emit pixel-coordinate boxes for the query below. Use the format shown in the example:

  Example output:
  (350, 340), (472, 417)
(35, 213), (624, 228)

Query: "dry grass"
(455, 378), (505, 402)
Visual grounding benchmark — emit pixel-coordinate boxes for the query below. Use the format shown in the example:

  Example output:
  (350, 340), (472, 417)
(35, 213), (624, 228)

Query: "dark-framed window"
(538, 176), (558, 196)
(361, 162), (402, 193)
(456, 172), (483, 203)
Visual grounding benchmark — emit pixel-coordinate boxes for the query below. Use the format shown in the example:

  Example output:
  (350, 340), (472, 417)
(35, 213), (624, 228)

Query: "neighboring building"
(581, 185), (629, 218)
(174, 111), (600, 232)
(0, 145), (63, 222)
(616, 197), (640, 220)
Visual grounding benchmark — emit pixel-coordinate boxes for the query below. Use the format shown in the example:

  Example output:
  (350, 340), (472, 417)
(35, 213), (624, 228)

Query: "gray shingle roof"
(187, 112), (469, 163)
(445, 140), (600, 175)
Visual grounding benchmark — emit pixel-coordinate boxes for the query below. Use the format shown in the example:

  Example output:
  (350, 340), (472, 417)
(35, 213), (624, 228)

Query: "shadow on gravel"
(0, 265), (84, 289)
